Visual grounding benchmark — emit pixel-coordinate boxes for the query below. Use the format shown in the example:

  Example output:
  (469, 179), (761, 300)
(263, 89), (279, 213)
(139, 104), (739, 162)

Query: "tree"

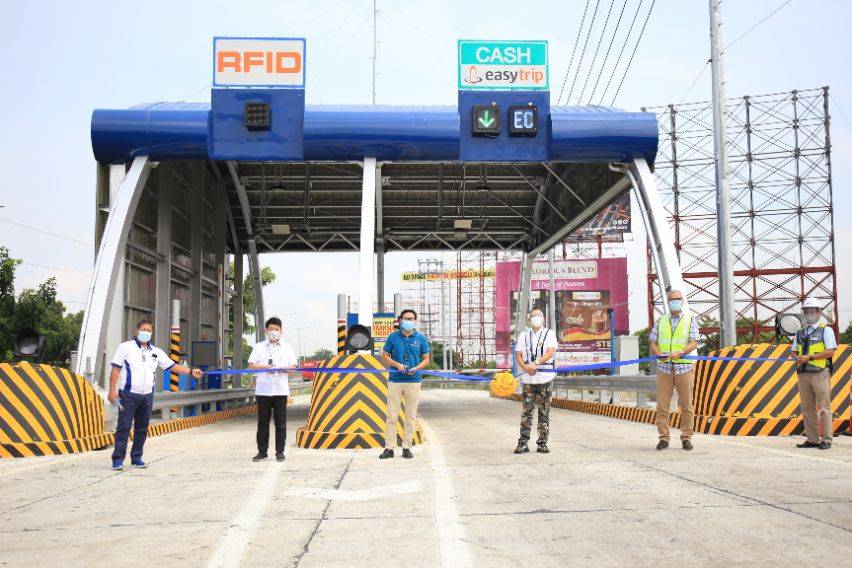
(308, 347), (335, 361)
(839, 321), (852, 345)
(226, 262), (276, 363)
(0, 247), (21, 360)
(0, 249), (84, 367)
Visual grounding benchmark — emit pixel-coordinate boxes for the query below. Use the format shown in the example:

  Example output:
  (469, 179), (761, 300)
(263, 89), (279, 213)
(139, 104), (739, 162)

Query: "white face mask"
(530, 315), (544, 328)
(266, 330), (281, 342)
(802, 312), (819, 326)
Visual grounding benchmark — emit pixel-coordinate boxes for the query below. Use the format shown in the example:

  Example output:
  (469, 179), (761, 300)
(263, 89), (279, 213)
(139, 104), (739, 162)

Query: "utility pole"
(709, 0), (736, 347)
(372, 0), (377, 105)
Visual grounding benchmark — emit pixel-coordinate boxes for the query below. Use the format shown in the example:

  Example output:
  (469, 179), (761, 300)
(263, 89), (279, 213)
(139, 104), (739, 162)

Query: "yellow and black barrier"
(0, 362), (111, 458)
(336, 320), (346, 355)
(544, 343), (850, 436)
(1, 361), (259, 458)
(296, 353), (424, 449)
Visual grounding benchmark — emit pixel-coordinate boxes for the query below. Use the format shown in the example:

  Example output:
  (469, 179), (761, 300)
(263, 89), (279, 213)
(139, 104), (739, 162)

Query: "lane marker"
(420, 419), (473, 568)
(282, 481), (421, 502)
(701, 435), (852, 467)
(206, 461), (283, 568)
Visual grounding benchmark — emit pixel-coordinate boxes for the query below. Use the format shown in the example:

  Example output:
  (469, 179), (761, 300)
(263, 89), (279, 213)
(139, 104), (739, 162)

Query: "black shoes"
(818, 441), (832, 450)
(252, 452), (267, 462)
(536, 445), (550, 453)
(402, 449), (414, 459)
(682, 439), (693, 451)
(656, 439), (669, 450)
(514, 444), (529, 454)
(796, 441), (821, 448)
(379, 448), (394, 459)
(276, 452), (286, 461)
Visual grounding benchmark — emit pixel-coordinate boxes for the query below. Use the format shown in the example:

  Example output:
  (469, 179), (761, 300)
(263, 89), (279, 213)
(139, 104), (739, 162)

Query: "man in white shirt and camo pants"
(514, 308), (558, 454)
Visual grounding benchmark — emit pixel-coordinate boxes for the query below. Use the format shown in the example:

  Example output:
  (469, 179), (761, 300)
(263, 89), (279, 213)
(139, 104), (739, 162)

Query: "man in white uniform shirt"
(108, 319), (202, 470)
(514, 308), (559, 454)
(248, 317), (297, 461)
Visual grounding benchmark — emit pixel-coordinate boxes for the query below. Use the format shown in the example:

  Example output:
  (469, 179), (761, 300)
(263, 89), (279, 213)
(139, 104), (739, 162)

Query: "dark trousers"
(112, 391), (154, 461)
(256, 395), (287, 454)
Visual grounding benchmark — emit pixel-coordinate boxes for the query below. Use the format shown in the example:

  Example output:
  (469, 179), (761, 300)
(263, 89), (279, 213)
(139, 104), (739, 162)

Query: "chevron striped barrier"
(547, 343), (851, 436)
(296, 353), (424, 449)
(0, 362), (111, 458)
(337, 320), (346, 355)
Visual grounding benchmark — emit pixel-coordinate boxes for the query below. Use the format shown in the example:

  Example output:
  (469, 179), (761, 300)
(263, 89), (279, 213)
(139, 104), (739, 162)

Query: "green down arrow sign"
(478, 110), (495, 127)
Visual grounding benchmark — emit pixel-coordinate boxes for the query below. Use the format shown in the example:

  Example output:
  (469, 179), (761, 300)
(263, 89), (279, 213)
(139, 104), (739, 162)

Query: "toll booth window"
(508, 105), (538, 137)
(245, 102), (270, 131)
(471, 104), (500, 137)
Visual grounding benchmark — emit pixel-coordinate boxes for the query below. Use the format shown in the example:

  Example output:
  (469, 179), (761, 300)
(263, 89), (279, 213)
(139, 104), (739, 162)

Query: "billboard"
(572, 191), (631, 238)
(495, 258), (628, 368)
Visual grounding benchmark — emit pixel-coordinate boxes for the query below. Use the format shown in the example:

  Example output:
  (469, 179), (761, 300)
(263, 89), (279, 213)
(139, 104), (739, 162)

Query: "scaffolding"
(645, 87), (837, 341)
(454, 251), (497, 367)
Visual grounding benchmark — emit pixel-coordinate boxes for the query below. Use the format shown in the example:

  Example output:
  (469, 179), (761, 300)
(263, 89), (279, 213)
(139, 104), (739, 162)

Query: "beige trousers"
(384, 381), (421, 449)
(797, 369), (833, 443)
(656, 369), (694, 441)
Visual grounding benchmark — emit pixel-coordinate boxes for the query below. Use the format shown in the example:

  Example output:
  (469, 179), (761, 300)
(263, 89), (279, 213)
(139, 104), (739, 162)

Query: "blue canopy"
(91, 102), (657, 164)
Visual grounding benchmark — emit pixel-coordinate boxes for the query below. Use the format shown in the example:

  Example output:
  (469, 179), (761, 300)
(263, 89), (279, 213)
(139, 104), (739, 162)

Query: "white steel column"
(709, 0), (736, 346)
(514, 253), (535, 336)
(76, 156), (153, 385)
(376, 164), (385, 311)
(625, 158), (687, 309)
(358, 157), (377, 326)
(233, 253), (244, 367)
(154, 163), (173, 383)
(547, 249), (556, 329)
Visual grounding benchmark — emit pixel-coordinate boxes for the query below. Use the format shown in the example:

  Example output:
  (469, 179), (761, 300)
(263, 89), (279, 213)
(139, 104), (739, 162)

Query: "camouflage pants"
(518, 382), (552, 447)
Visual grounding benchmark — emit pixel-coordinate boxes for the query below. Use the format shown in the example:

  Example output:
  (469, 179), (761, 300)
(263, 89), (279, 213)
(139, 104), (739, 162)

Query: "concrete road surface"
(1, 389), (850, 567)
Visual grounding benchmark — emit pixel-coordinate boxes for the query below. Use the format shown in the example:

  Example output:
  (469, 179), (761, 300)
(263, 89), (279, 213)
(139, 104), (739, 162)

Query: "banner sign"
(458, 40), (549, 90)
(401, 268), (496, 282)
(213, 37), (306, 88)
(572, 192), (631, 237)
(495, 258), (629, 368)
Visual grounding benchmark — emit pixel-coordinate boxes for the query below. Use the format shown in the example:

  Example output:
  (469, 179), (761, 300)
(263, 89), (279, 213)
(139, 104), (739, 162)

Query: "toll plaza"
(1, 36), (850, 568)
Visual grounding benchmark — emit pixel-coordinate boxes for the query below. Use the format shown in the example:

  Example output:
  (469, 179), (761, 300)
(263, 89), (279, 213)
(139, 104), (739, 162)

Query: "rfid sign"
(458, 40), (548, 90)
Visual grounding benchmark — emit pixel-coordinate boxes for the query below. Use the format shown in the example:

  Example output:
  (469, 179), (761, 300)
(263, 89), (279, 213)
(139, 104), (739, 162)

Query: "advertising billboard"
(495, 258), (628, 369)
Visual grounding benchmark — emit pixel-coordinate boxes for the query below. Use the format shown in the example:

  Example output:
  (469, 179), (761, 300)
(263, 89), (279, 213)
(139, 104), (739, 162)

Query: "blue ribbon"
(204, 352), (796, 384)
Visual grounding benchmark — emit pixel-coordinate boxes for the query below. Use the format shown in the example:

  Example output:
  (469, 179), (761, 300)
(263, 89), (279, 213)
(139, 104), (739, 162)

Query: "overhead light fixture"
(271, 224), (291, 235)
(454, 219), (473, 230)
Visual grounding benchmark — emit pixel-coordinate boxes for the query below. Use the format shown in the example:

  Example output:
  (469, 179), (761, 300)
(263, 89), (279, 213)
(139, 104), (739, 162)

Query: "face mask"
(266, 330), (281, 342)
(802, 312), (819, 326)
(669, 299), (683, 312)
(530, 315), (544, 328)
(137, 330), (152, 343)
(400, 320), (416, 332)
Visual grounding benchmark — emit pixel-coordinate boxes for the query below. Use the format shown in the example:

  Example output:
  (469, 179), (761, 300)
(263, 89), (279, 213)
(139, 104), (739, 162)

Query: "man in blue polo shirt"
(379, 309), (430, 459)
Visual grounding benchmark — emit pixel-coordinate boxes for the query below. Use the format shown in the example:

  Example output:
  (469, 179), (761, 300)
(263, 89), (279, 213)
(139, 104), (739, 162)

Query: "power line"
(609, 0), (656, 106)
(0, 217), (94, 246)
(725, 0), (795, 51)
(565, 0), (602, 105)
(576, 0), (617, 105)
(675, 0), (795, 106)
(20, 261), (91, 275)
(830, 94), (852, 131)
(587, 0), (629, 104)
(597, 0), (644, 106)
(557, 0), (592, 105)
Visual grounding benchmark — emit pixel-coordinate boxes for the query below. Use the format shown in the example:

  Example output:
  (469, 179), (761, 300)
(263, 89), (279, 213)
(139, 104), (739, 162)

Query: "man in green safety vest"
(791, 298), (837, 450)
(648, 290), (699, 451)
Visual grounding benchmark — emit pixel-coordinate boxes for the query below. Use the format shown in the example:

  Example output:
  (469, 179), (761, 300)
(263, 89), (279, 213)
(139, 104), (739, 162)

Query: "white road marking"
(282, 481), (421, 502)
(420, 419), (473, 568)
(702, 435), (852, 467)
(206, 461), (283, 568)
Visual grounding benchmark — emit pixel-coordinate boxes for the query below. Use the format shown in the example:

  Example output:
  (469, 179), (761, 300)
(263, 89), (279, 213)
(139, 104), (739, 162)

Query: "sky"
(1, 0), (850, 356)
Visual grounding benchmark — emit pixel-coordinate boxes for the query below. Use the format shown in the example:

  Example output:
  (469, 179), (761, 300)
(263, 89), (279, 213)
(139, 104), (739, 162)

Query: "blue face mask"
(137, 330), (152, 343)
(400, 320), (416, 332)
(669, 300), (683, 312)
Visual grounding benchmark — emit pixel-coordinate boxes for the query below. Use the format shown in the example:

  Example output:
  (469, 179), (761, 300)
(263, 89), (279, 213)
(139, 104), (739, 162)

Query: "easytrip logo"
(459, 42), (548, 88)
(217, 51), (302, 74)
